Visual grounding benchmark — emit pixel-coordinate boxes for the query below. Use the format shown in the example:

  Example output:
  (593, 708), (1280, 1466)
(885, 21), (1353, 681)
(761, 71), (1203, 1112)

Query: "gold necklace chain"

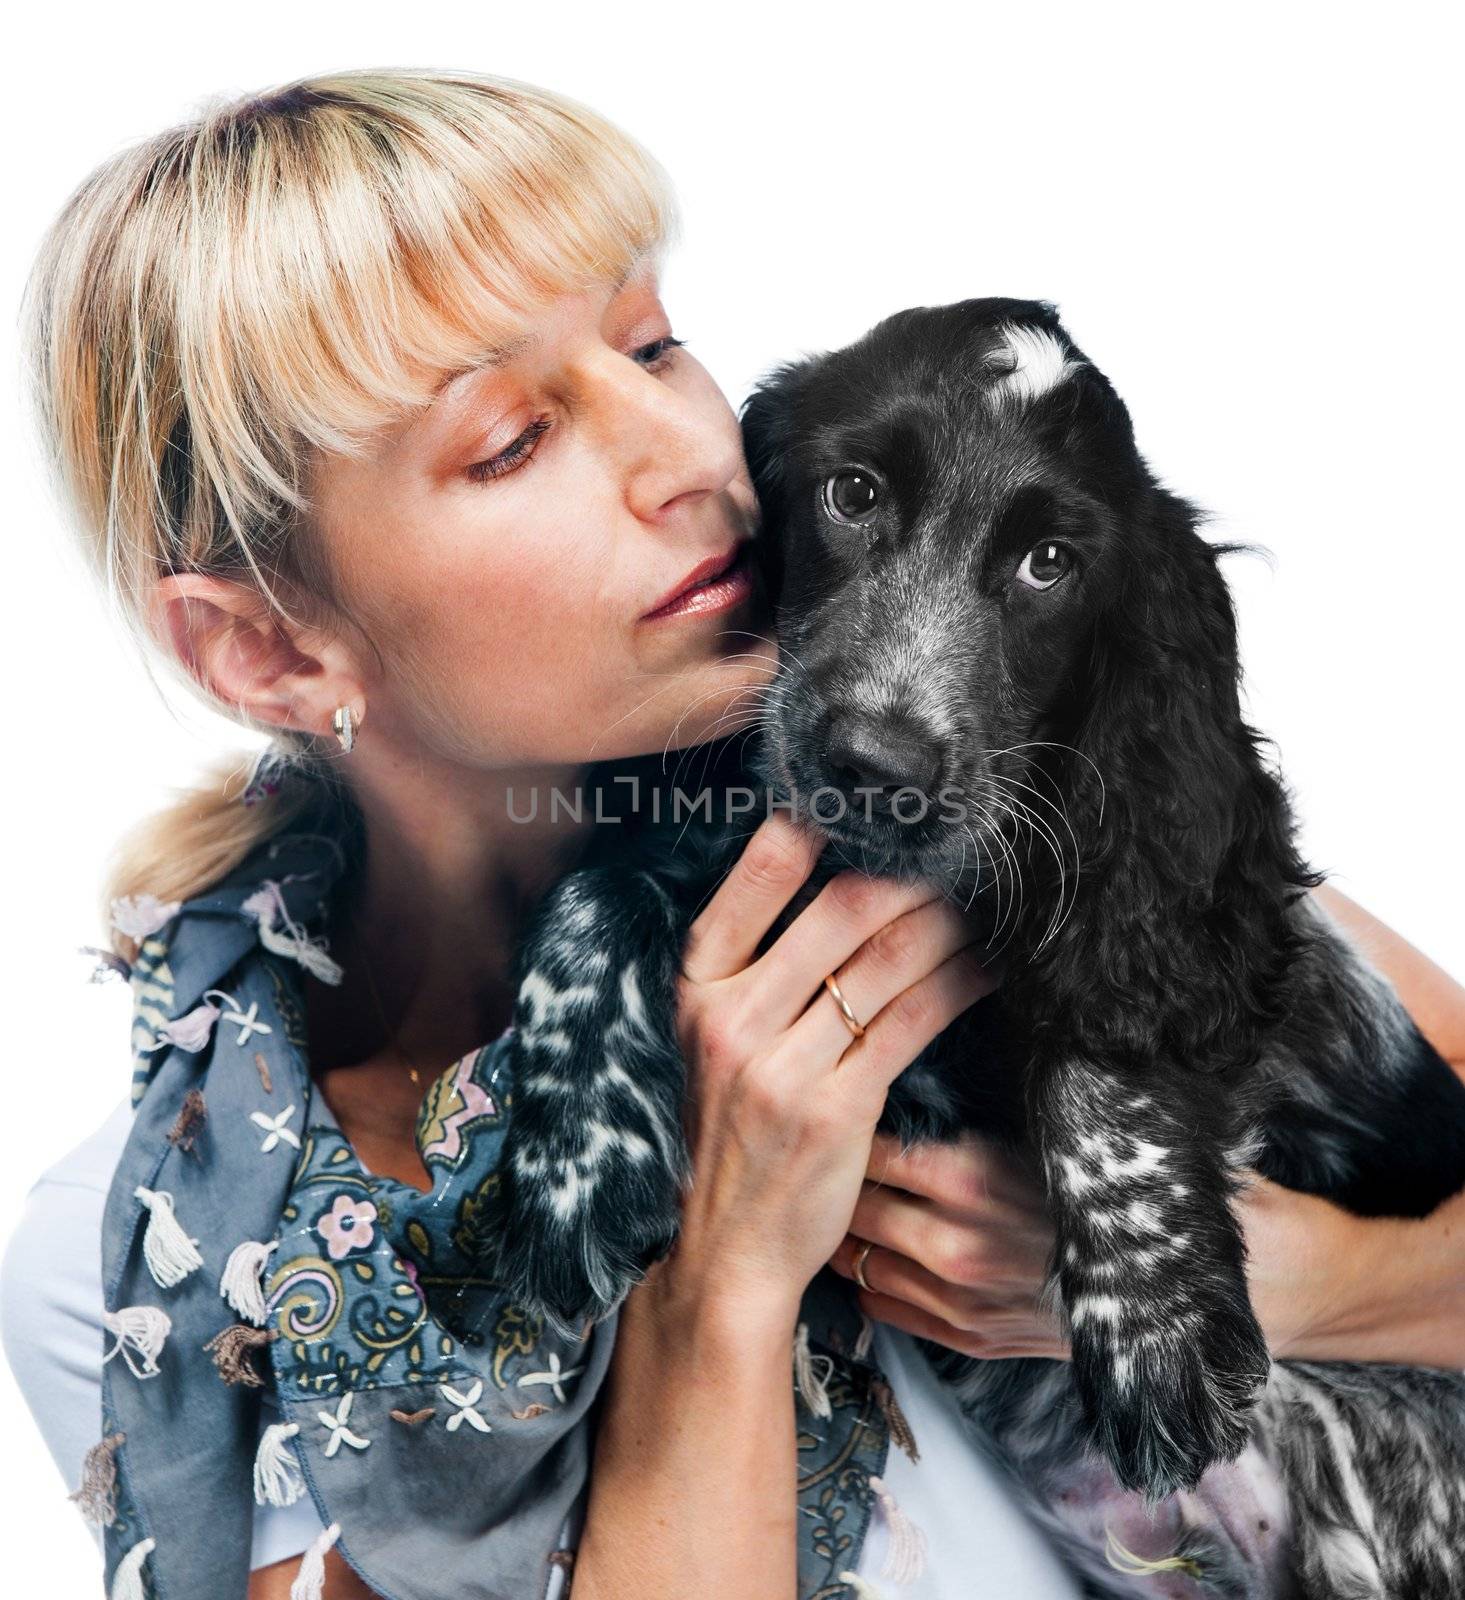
(357, 951), (424, 1089)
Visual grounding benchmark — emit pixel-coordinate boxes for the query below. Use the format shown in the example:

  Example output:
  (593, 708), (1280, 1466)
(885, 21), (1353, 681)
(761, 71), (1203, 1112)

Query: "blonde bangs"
(208, 71), (682, 450)
(25, 67), (680, 608)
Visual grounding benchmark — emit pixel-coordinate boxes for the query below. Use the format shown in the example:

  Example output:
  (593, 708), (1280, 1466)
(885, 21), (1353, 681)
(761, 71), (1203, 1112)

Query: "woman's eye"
(466, 416), (552, 483)
(633, 335), (687, 370)
(1016, 540), (1075, 590)
(822, 470), (880, 525)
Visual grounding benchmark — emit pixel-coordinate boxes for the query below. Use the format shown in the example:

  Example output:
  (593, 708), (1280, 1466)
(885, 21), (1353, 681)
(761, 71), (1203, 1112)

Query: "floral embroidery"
(204, 987), (274, 1045)
(317, 1393), (370, 1456)
(250, 1104), (301, 1154)
(441, 1379), (493, 1433)
(516, 1351), (584, 1404)
(317, 1195), (377, 1259)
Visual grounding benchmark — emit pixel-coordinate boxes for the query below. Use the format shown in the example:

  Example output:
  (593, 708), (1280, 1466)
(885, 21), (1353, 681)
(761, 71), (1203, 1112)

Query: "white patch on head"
(987, 322), (1079, 406)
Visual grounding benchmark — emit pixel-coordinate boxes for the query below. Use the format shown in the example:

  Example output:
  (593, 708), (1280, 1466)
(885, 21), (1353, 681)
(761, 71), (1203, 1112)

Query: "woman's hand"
(655, 811), (1001, 1331)
(829, 1130), (1068, 1358)
(827, 883), (1465, 1373)
(829, 1141), (1465, 1369)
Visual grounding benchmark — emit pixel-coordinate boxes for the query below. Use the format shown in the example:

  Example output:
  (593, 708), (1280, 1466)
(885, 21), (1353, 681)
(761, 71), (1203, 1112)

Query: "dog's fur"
(485, 299), (1465, 1597)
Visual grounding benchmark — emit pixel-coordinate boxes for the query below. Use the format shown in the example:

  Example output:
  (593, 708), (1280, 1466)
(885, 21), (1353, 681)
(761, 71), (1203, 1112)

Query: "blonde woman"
(2, 69), (1462, 1600)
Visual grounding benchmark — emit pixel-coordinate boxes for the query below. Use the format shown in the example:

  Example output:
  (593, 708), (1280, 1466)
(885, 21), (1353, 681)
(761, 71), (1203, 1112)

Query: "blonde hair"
(22, 67), (680, 945)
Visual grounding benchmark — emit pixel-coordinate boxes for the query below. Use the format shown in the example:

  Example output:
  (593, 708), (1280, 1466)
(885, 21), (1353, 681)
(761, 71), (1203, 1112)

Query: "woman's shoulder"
(1, 1094), (133, 1348)
(0, 1096), (133, 1527)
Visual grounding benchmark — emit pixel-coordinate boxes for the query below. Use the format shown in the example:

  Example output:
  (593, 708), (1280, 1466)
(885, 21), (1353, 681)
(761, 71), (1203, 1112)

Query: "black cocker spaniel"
(485, 298), (1465, 1599)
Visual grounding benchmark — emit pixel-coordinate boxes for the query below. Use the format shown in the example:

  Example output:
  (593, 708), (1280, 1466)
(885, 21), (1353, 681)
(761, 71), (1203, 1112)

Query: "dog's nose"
(821, 711), (944, 802)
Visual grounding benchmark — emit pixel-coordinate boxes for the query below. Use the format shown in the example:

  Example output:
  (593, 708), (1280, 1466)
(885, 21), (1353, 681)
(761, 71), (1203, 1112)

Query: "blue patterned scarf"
(89, 775), (894, 1600)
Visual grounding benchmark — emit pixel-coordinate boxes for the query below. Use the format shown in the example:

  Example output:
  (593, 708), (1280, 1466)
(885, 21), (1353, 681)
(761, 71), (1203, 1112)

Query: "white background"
(1, 2), (1459, 1588)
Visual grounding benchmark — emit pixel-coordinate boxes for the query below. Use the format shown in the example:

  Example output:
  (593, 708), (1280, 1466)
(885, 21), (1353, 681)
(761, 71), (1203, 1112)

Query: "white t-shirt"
(0, 1097), (1082, 1599)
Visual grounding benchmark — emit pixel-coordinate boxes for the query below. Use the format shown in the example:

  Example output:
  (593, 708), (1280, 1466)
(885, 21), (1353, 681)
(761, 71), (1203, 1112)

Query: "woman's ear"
(145, 572), (365, 741)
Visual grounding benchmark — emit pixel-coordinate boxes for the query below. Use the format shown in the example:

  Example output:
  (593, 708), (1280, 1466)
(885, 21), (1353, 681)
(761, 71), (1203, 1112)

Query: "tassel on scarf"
(793, 1322), (834, 1420)
(837, 1572), (885, 1599)
(79, 945), (131, 984)
(253, 1421), (306, 1508)
(870, 1377), (920, 1464)
(70, 1432), (126, 1525)
(134, 1187), (203, 1287)
(242, 882), (344, 986)
(110, 895), (181, 942)
(290, 1521), (342, 1600)
(102, 1306), (171, 1380)
(220, 1239), (276, 1325)
(1103, 1527), (1205, 1580)
(156, 1003), (222, 1054)
(165, 1089), (208, 1152)
(851, 1312), (875, 1362)
(868, 1473), (927, 1585)
(204, 1323), (279, 1386)
(110, 1536), (157, 1600)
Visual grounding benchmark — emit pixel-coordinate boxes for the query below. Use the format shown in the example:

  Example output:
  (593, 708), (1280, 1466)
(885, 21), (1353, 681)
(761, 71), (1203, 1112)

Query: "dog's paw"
(489, 1126), (684, 1335)
(1073, 1297), (1271, 1499)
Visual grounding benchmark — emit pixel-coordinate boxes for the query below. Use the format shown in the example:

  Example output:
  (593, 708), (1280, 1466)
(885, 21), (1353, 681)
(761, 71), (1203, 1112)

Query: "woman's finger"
(778, 898), (992, 1067)
(739, 867), (944, 1030)
(830, 1232), (990, 1331)
(816, 943), (998, 1094)
(852, 1286), (1071, 1361)
(840, 1183), (1026, 1292)
(680, 814), (826, 983)
(865, 1128), (1022, 1210)
(853, 1289), (992, 1358)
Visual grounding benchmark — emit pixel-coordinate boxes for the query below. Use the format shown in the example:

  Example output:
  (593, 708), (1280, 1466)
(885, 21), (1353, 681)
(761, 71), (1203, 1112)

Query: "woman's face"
(311, 259), (775, 769)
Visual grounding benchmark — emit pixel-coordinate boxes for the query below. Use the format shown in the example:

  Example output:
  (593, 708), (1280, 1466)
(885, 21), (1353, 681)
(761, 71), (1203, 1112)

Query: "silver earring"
(332, 705), (356, 753)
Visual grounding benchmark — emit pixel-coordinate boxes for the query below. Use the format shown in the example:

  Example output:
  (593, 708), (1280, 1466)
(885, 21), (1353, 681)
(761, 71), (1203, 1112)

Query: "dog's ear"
(739, 358), (811, 520)
(739, 357), (812, 611)
(1055, 497), (1318, 1066)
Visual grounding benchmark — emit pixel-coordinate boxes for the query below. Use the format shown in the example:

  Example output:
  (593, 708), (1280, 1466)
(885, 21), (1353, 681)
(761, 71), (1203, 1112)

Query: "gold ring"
(852, 1239), (875, 1293)
(823, 973), (866, 1038)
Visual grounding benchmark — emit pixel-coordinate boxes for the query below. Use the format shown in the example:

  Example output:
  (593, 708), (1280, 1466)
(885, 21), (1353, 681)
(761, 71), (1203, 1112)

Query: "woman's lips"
(640, 542), (755, 622)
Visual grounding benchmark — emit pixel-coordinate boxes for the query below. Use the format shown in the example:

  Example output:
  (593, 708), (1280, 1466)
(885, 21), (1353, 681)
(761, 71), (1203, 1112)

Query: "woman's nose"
(594, 358), (745, 522)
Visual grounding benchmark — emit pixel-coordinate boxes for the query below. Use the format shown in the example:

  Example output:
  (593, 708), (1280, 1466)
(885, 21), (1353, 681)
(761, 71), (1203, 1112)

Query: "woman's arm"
(572, 817), (996, 1599)
(831, 882), (1465, 1369)
(1241, 881), (1465, 1364)
(1310, 882), (1465, 1068)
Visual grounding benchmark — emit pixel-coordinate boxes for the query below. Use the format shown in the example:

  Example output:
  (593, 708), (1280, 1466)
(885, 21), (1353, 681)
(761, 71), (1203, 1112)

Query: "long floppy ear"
(738, 357), (813, 613)
(1052, 492), (1322, 1071)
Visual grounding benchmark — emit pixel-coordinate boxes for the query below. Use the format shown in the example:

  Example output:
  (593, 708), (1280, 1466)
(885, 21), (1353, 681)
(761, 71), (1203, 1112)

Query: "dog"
(485, 299), (1465, 1596)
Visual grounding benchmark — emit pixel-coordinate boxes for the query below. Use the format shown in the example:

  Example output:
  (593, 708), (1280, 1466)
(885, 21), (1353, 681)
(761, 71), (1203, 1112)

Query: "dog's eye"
(1016, 541), (1074, 590)
(822, 471), (879, 525)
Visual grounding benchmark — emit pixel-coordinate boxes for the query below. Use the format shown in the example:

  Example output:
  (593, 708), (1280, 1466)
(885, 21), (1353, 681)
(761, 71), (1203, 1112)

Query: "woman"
(2, 68), (1462, 1600)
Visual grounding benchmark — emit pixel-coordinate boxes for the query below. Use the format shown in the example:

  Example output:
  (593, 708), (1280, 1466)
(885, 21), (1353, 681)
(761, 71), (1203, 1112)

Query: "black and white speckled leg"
(488, 864), (696, 1334)
(1034, 1057), (1272, 1501)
